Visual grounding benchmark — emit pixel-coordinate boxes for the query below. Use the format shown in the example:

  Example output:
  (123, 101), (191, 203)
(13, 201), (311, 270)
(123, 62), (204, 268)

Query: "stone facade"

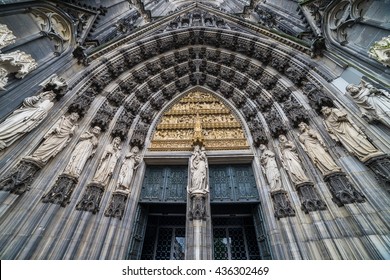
(0, 0), (389, 260)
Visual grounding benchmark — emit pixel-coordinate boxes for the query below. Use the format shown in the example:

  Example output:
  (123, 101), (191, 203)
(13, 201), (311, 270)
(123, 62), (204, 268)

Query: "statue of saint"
(0, 91), (56, 151)
(188, 145), (208, 193)
(28, 112), (79, 163)
(298, 122), (341, 175)
(92, 137), (121, 186)
(63, 126), (101, 178)
(346, 80), (390, 128)
(259, 144), (283, 192)
(279, 135), (310, 185)
(321, 106), (381, 161)
(117, 146), (141, 191)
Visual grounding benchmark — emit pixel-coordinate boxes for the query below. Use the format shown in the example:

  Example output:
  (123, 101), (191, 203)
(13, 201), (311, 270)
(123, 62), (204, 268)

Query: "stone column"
(185, 144), (212, 259)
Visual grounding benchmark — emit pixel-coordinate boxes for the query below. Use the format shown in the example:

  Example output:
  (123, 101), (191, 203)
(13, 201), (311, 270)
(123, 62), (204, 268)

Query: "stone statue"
(259, 144), (283, 192)
(188, 145), (208, 193)
(92, 137), (121, 186)
(321, 106), (381, 162)
(346, 80), (390, 128)
(298, 122), (341, 175)
(0, 24), (16, 50)
(0, 91), (56, 151)
(116, 146), (141, 191)
(63, 126), (101, 178)
(27, 112), (79, 163)
(278, 135), (310, 185)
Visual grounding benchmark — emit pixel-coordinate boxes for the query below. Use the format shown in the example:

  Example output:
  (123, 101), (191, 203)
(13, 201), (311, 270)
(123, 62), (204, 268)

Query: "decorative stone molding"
(90, 101), (116, 132)
(0, 50), (38, 90)
(265, 109), (287, 138)
(0, 24), (16, 51)
(41, 74), (68, 97)
(368, 35), (390, 67)
(111, 110), (135, 141)
(189, 192), (207, 220)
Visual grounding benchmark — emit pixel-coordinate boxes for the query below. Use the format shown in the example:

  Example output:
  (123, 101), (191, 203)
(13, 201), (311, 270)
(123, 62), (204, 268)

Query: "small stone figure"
(0, 91), (56, 151)
(298, 122), (341, 175)
(279, 135), (310, 185)
(259, 144), (283, 192)
(63, 126), (101, 177)
(346, 80), (390, 128)
(27, 112), (79, 163)
(116, 146), (141, 191)
(92, 137), (121, 186)
(321, 106), (382, 162)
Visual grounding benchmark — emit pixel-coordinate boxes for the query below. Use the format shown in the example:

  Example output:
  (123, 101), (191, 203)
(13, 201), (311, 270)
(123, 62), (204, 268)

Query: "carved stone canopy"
(150, 90), (249, 151)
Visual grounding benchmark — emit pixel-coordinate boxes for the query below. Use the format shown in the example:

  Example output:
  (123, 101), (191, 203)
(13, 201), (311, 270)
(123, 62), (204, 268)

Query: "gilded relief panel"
(150, 91), (249, 151)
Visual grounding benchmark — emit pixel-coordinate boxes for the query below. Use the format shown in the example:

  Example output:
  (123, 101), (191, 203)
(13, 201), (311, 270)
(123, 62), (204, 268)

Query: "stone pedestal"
(270, 190), (295, 219)
(76, 183), (105, 214)
(364, 154), (390, 192)
(104, 190), (129, 219)
(42, 173), (78, 207)
(0, 158), (43, 195)
(295, 182), (327, 214)
(324, 172), (365, 207)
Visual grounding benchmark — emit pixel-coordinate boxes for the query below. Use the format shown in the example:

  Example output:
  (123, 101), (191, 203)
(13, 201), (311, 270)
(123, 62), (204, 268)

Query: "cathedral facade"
(0, 0), (389, 260)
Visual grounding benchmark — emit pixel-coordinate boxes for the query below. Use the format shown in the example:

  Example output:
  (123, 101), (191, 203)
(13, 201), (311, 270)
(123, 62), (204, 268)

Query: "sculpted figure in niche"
(278, 135), (310, 185)
(63, 126), (101, 178)
(259, 144), (283, 192)
(346, 80), (390, 128)
(321, 106), (381, 161)
(92, 137), (121, 186)
(117, 146), (141, 191)
(0, 91), (56, 151)
(28, 112), (79, 163)
(188, 145), (208, 193)
(298, 122), (341, 175)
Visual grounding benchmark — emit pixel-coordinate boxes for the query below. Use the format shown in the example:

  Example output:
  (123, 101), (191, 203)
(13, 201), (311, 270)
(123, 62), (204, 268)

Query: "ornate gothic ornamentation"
(90, 102), (116, 132)
(296, 183), (327, 214)
(270, 190), (295, 219)
(0, 158), (44, 195)
(302, 82), (333, 112)
(282, 98), (309, 127)
(324, 172), (365, 207)
(368, 35), (390, 67)
(41, 174), (78, 207)
(265, 109), (287, 138)
(150, 91), (249, 151)
(189, 193), (207, 220)
(0, 50), (38, 90)
(104, 191), (128, 219)
(364, 155), (390, 192)
(75, 183), (105, 214)
(248, 119), (268, 146)
(41, 74), (68, 97)
(31, 8), (72, 55)
(0, 24), (16, 50)
(130, 122), (149, 148)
